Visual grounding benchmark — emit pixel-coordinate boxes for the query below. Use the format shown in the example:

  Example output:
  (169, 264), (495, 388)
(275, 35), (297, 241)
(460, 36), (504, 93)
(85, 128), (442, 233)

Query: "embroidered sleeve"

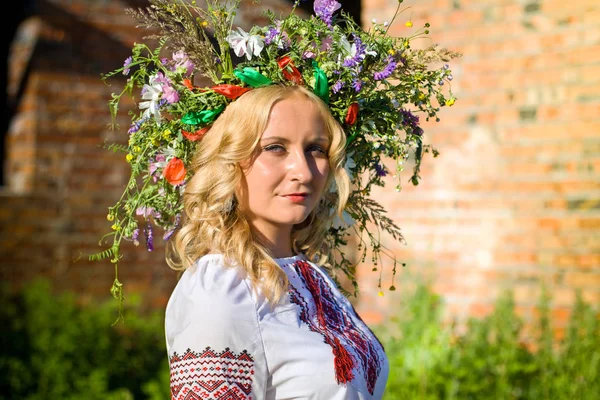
(165, 255), (267, 400)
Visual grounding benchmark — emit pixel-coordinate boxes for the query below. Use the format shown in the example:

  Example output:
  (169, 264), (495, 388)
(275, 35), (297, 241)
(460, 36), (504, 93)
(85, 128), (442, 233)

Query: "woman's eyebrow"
(260, 136), (290, 143)
(260, 136), (330, 143)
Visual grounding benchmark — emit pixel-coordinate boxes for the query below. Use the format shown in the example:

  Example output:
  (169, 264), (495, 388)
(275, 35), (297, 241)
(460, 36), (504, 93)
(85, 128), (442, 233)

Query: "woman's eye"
(308, 145), (327, 156)
(263, 144), (286, 152)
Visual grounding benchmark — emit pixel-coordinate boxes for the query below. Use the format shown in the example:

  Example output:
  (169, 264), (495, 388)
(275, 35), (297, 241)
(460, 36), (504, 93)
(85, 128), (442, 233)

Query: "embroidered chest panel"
(287, 260), (384, 395)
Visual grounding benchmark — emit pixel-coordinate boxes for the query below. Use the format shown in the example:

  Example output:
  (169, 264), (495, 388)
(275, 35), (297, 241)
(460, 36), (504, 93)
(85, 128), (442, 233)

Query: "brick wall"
(1, 0), (598, 338)
(356, 0), (600, 338)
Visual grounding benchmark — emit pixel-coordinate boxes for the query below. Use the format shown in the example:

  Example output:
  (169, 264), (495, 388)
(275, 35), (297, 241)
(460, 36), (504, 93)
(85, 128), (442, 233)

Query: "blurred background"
(1, 0), (598, 398)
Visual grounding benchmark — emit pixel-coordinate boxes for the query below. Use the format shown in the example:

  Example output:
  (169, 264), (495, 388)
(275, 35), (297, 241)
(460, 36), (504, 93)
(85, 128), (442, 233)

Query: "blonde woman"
(93, 1), (457, 398)
(165, 85), (389, 399)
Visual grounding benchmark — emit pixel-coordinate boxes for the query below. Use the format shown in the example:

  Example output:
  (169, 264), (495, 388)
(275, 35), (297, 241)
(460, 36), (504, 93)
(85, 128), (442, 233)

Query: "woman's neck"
(252, 224), (294, 258)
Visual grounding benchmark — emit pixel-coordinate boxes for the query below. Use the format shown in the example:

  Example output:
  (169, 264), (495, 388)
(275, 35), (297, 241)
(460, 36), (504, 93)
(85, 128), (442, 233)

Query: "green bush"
(2, 278), (598, 399)
(376, 284), (600, 400)
(0, 279), (170, 400)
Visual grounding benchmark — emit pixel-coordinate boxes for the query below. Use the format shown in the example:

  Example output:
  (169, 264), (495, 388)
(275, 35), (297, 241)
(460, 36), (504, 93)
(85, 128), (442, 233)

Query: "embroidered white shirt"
(165, 253), (389, 400)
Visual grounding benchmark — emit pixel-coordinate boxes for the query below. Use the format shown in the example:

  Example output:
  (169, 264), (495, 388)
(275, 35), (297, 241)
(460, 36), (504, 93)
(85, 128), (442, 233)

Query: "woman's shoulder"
(166, 253), (254, 315)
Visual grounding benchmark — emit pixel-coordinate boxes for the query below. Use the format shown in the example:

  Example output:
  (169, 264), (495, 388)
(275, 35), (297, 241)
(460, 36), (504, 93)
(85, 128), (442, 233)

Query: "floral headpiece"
(92, 0), (460, 312)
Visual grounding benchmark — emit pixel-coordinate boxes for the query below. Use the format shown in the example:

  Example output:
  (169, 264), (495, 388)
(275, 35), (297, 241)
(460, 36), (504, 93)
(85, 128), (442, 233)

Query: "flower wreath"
(91, 0), (460, 317)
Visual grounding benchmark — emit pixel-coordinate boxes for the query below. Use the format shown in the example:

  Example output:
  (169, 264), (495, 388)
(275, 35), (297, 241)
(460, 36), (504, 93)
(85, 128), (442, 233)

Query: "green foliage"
(2, 278), (597, 399)
(0, 280), (170, 400)
(375, 284), (600, 400)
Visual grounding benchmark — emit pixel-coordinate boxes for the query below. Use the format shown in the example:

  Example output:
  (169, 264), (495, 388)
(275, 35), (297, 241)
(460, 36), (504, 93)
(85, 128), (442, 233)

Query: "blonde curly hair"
(166, 85), (350, 302)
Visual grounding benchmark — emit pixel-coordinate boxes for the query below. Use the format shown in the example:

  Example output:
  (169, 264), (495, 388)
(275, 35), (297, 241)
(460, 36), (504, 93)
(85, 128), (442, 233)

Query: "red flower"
(182, 126), (210, 141)
(345, 103), (359, 125)
(183, 79), (195, 90)
(211, 84), (251, 100)
(163, 157), (186, 186)
(277, 56), (303, 84)
(183, 79), (206, 92)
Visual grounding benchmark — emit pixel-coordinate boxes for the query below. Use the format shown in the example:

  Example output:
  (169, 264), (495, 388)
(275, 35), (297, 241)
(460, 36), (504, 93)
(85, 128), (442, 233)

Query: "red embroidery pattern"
(289, 260), (383, 395)
(169, 347), (254, 400)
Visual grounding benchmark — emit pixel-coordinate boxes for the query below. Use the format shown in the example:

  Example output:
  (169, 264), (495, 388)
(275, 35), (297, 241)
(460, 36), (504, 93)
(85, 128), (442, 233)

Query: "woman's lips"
(283, 193), (309, 203)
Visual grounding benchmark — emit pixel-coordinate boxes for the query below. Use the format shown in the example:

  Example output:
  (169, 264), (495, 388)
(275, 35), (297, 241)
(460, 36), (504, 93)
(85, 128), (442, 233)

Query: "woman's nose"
(287, 149), (314, 182)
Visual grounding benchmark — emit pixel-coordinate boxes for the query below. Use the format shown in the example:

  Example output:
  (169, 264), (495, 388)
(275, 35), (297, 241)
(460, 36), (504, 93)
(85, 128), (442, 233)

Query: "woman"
(91, 1), (458, 398)
(165, 85), (389, 399)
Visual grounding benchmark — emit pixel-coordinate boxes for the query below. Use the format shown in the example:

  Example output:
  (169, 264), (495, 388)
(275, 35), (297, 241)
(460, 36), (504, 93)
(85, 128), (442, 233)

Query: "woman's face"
(238, 93), (331, 238)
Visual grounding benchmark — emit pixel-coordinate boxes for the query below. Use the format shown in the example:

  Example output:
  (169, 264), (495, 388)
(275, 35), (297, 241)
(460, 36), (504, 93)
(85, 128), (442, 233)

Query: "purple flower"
(400, 109), (423, 136)
(128, 117), (147, 135)
(132, 228), (140, 246)
(342, 36), (367, 68)
(162, 84), (180, 104)
(373, 55), (398, 81)
(144, 221), (154, 252)
(172, 50), (194, 76)
(163, 214), (181, 241)
(314, 0), (341, 27)
(352, 79), (362, 92)
(149, 154), (167, 182)
(136, 206), (155, 218)
(264, 26), (280, 45)
(123, 56), (132, 75)
(332, 80), (344, 93)
(375, 162), (387, 177)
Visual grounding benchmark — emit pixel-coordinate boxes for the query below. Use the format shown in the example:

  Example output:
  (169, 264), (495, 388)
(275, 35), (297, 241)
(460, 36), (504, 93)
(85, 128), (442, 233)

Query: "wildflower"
(182, 126), (210, 141)
(226, 27), (264, 60)
(344, 152), (356, 177)
(139, 73), (165, 121)
(345, 102), (359, 125)
(445, 98), (456, 106)
(107, 214), (114, 221)
(123, 56), (132, 75)
(264, 26), (280, 45)
(163, 214), (181, 241)
(136, 206), (157, 219)
(373, 55), (398, 81)
(149, 154), (167, 180)
(375, 162), (387, 177)
(126, 153), (134, 162)
(405, 20), (413, 27)
(132, 228), (140, 246)
(314, 0), (341, 27)
(352, 79), (363, 92)
(128, 118), (144, 135)
(400, 109), (423, 135)
(277, 56), (303, 84)
(163, 157), (186, 186)
(332, 80), (344, 93)
(340, 34), (376, 68)
(172, 50), (194, 76)
(144, 221), (154, 252)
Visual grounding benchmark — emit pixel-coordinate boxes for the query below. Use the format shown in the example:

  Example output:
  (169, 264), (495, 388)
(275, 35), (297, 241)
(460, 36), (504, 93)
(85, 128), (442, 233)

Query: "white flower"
(344, 152), (356, 178)
(139, 74), (164, 121)
(226, 27), (265, 60)
(332, 210), (355, 229)
(337, 35), (377, 66)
